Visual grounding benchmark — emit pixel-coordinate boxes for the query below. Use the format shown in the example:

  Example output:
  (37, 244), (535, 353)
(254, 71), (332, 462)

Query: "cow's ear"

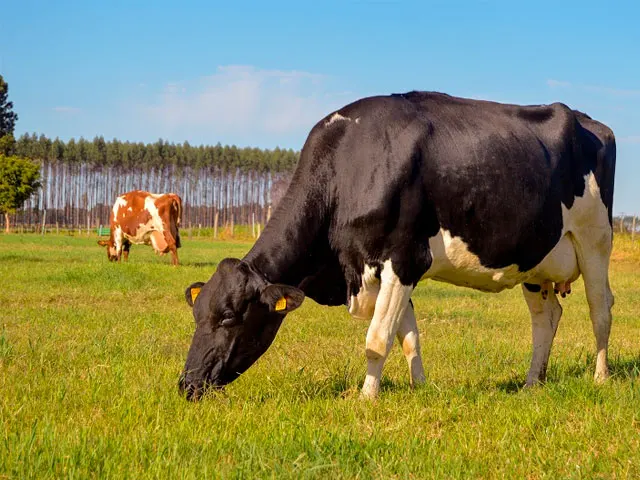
(260, 284), (305, 314)
(185, 282), (205, 307)
(97, 240), (109, 247)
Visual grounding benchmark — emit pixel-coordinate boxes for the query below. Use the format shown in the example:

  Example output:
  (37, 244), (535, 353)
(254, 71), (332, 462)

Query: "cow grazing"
(179, 92), (616, 401)
(98, 190), (183, 265)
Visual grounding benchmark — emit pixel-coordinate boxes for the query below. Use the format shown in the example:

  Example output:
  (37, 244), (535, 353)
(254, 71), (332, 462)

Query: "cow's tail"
(575, 112), (616, 228)
(592, 128), (616, 229)
(171, 194), (183, 248)
(601, 133), (616, 228)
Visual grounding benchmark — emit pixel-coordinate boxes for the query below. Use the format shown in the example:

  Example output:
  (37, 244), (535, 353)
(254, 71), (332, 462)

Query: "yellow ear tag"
(275, 297), (287, 311)
(190, 287), (201, 303)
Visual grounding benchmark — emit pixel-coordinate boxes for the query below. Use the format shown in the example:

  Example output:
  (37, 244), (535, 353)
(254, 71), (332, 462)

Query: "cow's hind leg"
(396, 300), (426, 388)
(522, 284), (563, 385)
(163, 230), (179, 266)
(573, 231), (614, 382)
(362, 260), (413, 399)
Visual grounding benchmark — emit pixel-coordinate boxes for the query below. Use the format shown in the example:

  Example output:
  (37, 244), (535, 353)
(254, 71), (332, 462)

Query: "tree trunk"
(4, 213), (10, 233)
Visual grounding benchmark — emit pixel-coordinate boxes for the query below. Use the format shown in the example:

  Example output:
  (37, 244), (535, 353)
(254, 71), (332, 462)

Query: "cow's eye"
(220, 312), (236, 327)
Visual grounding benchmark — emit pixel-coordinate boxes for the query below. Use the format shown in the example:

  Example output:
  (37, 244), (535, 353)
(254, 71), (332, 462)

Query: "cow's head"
(97, 240), (119, 262)
(179, 258), (304, 401)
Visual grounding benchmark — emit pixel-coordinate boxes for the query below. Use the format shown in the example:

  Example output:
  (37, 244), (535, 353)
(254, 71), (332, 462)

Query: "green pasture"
(1, 234), (640, 478)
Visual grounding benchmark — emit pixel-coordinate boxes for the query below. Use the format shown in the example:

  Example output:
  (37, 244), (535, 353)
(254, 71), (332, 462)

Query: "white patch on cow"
(424, 230), (524, 292)
(527, 234), (579, 286)
(558, 172), (613, 381)
(325, 112), (351, 126)
(560, 173), (610, 238)
(149, 230), (168, 253)
(349, 264), (380, 320)
(112, 197), (127, 218)
(112, 225), (123, 256)
(362, 260), (413, 399)
(127, 206), (133, 212)
(144, 195), (165, 233)
(355, 117), (360, 124)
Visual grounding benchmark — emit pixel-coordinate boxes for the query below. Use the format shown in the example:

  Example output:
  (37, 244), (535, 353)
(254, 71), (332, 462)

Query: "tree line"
(7, 134), (298, 230)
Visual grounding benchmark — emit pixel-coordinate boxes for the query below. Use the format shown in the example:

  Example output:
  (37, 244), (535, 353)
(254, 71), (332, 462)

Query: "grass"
(1, 233), (640, 478)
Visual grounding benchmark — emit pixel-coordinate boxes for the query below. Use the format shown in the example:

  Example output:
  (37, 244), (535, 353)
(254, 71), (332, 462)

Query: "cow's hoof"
(594, 370), (610, 384)
(411, 374), (427, 389)
(360, 377), (380, 400)
(523, 376), (545, 389)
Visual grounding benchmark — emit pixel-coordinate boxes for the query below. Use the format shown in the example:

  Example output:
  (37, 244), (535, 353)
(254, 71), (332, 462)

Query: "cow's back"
(296, 92), (614, 291)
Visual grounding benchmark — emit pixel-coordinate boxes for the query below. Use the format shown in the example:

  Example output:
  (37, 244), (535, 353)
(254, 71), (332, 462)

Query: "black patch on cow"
(523, 283), (542, 293)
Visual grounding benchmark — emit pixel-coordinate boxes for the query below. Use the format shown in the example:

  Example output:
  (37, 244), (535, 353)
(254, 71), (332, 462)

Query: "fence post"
(41, 209), (47, 236)
(619, 215), (625, 233)
(632, 215), (637, 244)
(213, 211), (219, 240)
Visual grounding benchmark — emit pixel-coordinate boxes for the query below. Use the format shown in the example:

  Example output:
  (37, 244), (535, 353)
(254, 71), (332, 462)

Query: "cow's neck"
(243, 182), (330, 288)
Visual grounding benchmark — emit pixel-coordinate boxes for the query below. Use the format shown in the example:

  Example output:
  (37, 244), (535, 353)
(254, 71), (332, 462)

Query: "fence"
(1, 162), (292, 233)
(616, 214), (639, 243)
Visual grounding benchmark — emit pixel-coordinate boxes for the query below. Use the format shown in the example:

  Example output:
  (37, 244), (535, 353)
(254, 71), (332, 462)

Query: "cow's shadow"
(495, 355), (640, 393)
(495, 377), (524, 393)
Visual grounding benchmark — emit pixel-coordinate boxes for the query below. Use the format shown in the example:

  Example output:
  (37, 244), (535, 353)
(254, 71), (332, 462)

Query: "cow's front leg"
(396, 300), (426, 388)
(113, 226), (124, 262)
(122, 240), (131, 262)
(169, 247), (179, 266)
(362, 260), (413, 399)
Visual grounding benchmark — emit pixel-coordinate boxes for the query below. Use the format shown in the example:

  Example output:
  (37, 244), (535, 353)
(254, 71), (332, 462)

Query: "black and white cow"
(180, 91), (616, 401)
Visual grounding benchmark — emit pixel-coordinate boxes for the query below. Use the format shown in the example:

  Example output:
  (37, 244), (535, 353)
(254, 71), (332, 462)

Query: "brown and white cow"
(98, 190), (183, 265)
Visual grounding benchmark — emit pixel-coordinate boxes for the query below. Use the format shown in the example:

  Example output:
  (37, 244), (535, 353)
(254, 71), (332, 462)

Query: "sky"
(1, 0), (639, 214)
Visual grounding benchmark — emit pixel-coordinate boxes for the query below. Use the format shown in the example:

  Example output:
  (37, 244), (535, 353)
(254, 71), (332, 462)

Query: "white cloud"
(138, 65), (345, 139)
(53, 106), (81, 114)
(546, 79), (572, 88)
(619, 135), (640, 144)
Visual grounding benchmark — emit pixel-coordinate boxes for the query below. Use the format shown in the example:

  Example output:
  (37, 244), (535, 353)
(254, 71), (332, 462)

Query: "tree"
(0, 75), (18, 138)
(0, 154), (41, 233)
(0, 134), (14, 155)
(0, 76), (18, 155)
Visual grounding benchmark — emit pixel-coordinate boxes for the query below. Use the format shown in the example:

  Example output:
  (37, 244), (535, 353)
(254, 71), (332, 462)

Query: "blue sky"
(1, 0), (639, 213)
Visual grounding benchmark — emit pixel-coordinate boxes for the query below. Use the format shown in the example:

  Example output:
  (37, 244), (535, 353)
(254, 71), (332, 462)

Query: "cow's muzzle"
(178, 371), (225, 401)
